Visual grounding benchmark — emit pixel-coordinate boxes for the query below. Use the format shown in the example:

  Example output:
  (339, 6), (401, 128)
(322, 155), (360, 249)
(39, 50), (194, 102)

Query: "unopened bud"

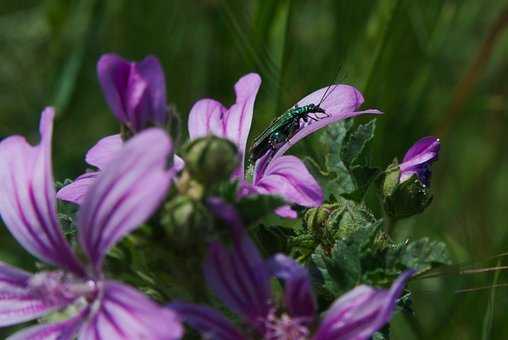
(183, 136), (239, 186)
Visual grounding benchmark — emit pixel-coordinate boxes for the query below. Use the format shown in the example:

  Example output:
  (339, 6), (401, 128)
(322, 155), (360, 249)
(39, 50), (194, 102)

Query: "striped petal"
(85, 134), (123, 170)
(0, 108), (84, 274)
(188, 99), (227, 140)
(78, 281), (182, 340)
(78, 128), (174, 271)
(203, 233), (271, 329)
(188, 73), (261, 178)
(56, 172), (99, 205)
(267, 254), (316, 321)
(253, 155), (323, 210)
(170, 302), (244, 340)
(0, 262), (70, 327)
(7, 309), (86, 340)
(314, 271), (413, 340)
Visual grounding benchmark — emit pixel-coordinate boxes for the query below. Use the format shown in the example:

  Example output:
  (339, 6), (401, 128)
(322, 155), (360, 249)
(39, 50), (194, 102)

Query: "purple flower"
(57, 134), (184, 205)
(188, 74), (380, 218)
(171, 203), (412, 340)
(399, 136), (440, 185)
(0, 108), (183, 339)
(98, 53), (169, 132)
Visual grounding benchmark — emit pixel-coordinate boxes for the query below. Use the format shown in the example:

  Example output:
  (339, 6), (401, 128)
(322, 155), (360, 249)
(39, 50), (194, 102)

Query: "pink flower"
(57, 54), (183, 205)
(0, 108), (183, 339)
(188, 73), (381, 218)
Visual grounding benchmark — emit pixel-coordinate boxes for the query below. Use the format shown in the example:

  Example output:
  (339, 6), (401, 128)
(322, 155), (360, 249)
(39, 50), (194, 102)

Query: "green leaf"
(400, 238), (451, 272)
(341, 119), (377, 167)
(251, 224), (295, 256)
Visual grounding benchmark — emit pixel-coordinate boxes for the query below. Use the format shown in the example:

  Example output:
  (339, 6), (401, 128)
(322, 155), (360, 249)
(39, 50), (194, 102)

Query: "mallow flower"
(57, 53), (183, 205)
(0, 108), (182, 339)
(188, 73), (381, 218)
(399, 136), (440, 185)
(97, 53), (169, 132)
(171, 200), (413, 340)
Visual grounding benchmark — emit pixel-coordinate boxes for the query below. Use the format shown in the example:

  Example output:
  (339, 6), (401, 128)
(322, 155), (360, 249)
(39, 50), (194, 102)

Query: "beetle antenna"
(317, 65), (343, 107)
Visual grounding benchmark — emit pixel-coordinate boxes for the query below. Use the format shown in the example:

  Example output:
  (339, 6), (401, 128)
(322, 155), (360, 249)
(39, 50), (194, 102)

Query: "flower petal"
(267, 254), (316, 321)
(203, 235), (271, 329)
(254, 155), (323, 209)
(224, 73), (261, 171)
(399, 136), (440, 185)
(297, 84), (364, 115)
(188, 99), (227, 140)
(0, 262), (72, 327)
(135, 56), (168, 127)
(0, 108), (84, 274)
(271, 85), (380, 158)
(314, 271), (413, 340)
(7, 309), (86, 340)
(188, 74), (261, 178)
(170, 302), (244, 340)
(274, 109), (381, 159)
(78, 128), (174, 271)
(56, 172), (99, 205)
(85, 134), (123, 170)
(79, 281), (182, 340)
(97, 54), (131, 124)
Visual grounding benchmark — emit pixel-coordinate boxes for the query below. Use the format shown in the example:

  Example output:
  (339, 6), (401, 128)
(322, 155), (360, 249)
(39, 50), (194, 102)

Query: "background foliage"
(0, 0), (507, 339)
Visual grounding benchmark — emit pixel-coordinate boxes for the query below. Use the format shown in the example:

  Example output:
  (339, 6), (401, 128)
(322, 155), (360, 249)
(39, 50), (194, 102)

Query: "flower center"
(28, 271), (98, 305)
(264, 312), (310, 340)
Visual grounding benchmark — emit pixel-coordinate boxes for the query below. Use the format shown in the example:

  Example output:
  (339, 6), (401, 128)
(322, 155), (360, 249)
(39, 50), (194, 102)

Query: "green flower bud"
(183, 136), (239, 186)
(383, 175), (433, 220)
(304, 203), (338, 239)
(162, 196), (212, 249)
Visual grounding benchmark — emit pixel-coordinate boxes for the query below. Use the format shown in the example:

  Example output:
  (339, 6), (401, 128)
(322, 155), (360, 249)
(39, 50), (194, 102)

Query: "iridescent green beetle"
(249, 83), (338, 162)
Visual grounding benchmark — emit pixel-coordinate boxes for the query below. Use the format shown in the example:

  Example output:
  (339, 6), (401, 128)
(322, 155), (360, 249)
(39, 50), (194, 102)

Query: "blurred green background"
(0, 0), (507, 338)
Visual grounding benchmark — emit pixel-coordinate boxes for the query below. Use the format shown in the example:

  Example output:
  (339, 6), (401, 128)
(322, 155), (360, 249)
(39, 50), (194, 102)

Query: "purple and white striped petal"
(0, 262), (72, 327)
(253, 155), (323, 211)
(267, 254), (316, 322)
(170, 302), (245, 340)
(57, 134), (183, 206)
(7, 309), (86, 340)
(314, 271), (413, 340)
(223, 73), (261, 172)
(79, 281), (182, 340)
(56, 172), (99, 205)
(188, 99), (227, 140)
(274, 85), (381, 158)
(85, 134), (123, 170)
(203, 234), (271, 330)
(0, 108), (84, 275)
(188, 73), (261, 178)
(78, 128), (174, 271)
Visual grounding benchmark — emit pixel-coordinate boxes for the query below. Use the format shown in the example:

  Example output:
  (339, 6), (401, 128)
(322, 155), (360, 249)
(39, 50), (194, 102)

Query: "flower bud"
(398, 136), (440, 186)
(161, 196), (212, 249)
(383, 175), (433, 219)
(304, 203), (337, 239)
(98, 53), (168, 132)
(381, 137), (440, 220)
(183, 136), (239, 186)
